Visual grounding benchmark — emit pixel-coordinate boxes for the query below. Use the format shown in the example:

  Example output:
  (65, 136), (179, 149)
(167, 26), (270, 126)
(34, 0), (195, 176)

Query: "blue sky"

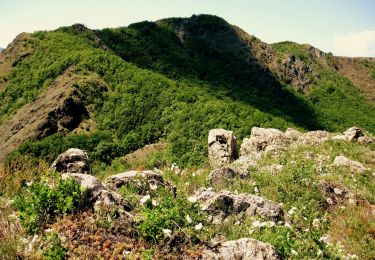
(1, 0), (374, 56)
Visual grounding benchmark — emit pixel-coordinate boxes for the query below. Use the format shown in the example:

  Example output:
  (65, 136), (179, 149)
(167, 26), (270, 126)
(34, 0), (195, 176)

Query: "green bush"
(137, 191), (206, 242)
(14, 177), (82, 234)
(43, 231), (66, 260)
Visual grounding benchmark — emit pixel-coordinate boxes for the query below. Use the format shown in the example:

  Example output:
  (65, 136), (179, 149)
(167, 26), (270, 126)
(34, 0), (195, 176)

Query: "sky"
(1, 0), (374, 57)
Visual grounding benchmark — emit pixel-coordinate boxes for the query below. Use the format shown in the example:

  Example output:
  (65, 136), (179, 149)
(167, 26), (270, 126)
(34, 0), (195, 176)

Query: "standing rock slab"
(333, 155), (366, 174)
(194, 188), (284, 222)
(202, 238), (278, 260)
(51, 148), (90, 174)
(208, 129), (238, 169)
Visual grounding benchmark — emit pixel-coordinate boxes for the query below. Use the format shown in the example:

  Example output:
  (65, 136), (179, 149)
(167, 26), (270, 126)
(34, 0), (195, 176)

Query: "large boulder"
(61, 173), (123, 209)
(239, 127), (291, 165)
(208, 129), (238, 169)
(332, 155), (366, 174)
(106, 170), (176, 194)
(194, 188), (284, 223)
(208, 167), (248, 186)
(202, 238), (278, 260)
(51, 148), (90, 174)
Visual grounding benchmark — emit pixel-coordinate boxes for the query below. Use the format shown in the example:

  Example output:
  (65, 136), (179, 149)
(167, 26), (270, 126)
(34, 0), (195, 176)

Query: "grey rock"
(357, 136), (374, 145)
(106, 170), (176, 194)
(202, 237), (278, 260)
(61, 173), (122, 208)
(194, 188), (284, 222)
(51, 148), (90, 174)
(343, 127), (364, 141)
(208, 129), (238, 169)
(333, 155), (365, 174)
(238, 127), (291, 167)
(296, 130), (331, 146)
(208, 167), (248, 186)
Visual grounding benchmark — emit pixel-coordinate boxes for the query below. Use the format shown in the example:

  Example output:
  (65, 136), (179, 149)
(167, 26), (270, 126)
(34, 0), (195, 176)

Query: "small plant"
(137, 189), (206, 242)
(43, 231), (66, 260)
(14, 176), (82, 234)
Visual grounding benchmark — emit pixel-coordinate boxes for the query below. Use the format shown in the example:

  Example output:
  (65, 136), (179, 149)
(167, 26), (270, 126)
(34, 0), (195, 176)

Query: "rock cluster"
(208, 126), (373, 173)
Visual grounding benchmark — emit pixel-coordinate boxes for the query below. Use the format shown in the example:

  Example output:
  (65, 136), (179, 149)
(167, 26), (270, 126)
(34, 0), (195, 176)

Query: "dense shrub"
(14, 177), (82, 234)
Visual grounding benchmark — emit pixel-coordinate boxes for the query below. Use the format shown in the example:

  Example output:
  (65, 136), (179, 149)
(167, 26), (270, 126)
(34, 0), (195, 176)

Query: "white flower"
(285, 222), (292, 228)
(194, 223), (203, 230)
(291, 249), (298, 255)
(185, 215), (193, 224)
(149, 183), (158, 190)
(317, 249), (323, 256)
(162, 229), (172, 237)
(312, 218), (320, 228)
(192, 172), (196, 177)
(254, 187), (259, 193)
(288, 207), (297, 215)
(140, 195), (151, 204)
(252, 220), (261, 228)
(151, 199), (159, 206)
(188, 196), (197, 203)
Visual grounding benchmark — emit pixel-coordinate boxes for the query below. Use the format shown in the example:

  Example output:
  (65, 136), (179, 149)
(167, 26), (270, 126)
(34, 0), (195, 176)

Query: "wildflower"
(140, 194), (151, 204)
(162, 229), (172, 237)
(317, 249), (323, 256)
(188, 196), (197, 203)
(291, 249), (298, 256)
(252, 220), (261, 228)
(285, 222), (292, 228)
(254, 187), (259, 194)
(185, 215), (192, 224)
(288, 207), (297, 215)
(149, 183), (158, 190)
(312, 218), (320, 228)
(151, 199), (159, 206)
(194, 223), (203, 230)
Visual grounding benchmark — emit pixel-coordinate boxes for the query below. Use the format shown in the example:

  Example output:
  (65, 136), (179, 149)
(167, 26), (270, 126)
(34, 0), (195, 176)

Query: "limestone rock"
(333, 156), (366, 174)
(51, 148), (90, 174)
(106, 170), (176, 194)
(194, 188), (284, 222)
(61, 173), (122, 208)
(296, 130), (331, 146)
(202, 237), (278, 260)
(284, 128), (303, 141)
(357, 136), (374, 145)
(343, 126), (364, 141)
(208, 167), (248, 186)
(208, 129), (238, 169)
(239, 127), (291, 166)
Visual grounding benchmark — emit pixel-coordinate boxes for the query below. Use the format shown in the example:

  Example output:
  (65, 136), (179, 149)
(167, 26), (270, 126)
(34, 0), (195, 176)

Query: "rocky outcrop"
(333, 155), (366, 174)
(106, 170), (176, 194)
(202, 238), (278, 260)
(51, 148), (90, 174)
(194, 188), (284, 223)
(61, 173), (123, 209)
(208, 167), (248, 186)
(238, 127), (291, 166)
(208, 129), (238, 169)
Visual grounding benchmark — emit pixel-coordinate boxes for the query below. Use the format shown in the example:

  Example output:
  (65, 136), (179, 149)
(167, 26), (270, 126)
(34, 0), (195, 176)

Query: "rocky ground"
(0, 126), (374, 259)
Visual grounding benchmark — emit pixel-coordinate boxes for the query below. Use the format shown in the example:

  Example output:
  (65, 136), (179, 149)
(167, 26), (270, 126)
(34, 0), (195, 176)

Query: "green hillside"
(0, 15), (374, 169)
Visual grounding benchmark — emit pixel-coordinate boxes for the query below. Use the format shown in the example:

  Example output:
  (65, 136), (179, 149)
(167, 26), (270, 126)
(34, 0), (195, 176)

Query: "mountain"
(0, 14), (374, 167)
(0, 14), (374, 259)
